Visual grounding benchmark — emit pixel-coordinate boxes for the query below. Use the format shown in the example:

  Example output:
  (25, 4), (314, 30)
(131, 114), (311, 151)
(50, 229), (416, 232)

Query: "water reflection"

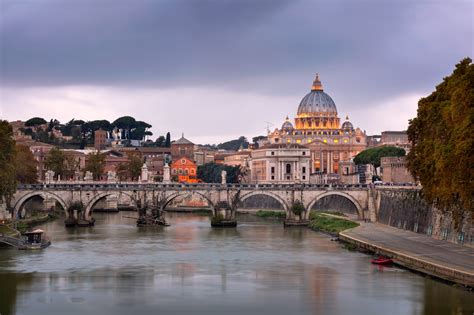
(0, 212), (472, 315)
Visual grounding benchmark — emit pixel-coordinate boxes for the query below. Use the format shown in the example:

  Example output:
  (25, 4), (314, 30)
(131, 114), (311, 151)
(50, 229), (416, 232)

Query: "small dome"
(297, 74), (338, 117)
(342, 116), (354, 131)
(281, 116), (294, 131)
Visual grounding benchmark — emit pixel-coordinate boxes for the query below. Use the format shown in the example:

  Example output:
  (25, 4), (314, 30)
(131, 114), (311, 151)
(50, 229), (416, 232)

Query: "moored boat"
(371, 256), (393, 265)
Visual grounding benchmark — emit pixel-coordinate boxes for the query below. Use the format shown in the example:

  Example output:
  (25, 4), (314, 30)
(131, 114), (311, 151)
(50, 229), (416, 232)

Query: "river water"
(0, 212), (472, 315)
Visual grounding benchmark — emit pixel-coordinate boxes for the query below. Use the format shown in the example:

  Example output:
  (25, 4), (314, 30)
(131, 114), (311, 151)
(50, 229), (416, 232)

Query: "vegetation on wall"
(406, 58), (473, 218)
(0, 121), (17, 206)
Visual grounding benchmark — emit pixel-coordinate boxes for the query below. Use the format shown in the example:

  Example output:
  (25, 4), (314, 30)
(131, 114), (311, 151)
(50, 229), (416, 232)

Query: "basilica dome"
(297, 74), (338, 117)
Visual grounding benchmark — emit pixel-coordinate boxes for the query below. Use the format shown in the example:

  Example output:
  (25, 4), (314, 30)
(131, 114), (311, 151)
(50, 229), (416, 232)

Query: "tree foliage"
(85, 151), (106, 180)
(45, 148), (66, 179)
(117, 153), (143, 181)
(217, 136), (249, 151)
(354, 146), (406, 169)
(15, 145), (38, 184)
(25, 117), (47, 127)
(407, 58), (474, 214)
(0, 121), (17, 206)
(197, 162), (241, 183)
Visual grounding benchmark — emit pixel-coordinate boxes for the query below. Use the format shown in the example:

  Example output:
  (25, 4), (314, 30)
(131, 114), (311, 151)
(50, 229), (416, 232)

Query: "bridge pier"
(284, 201), (310, 227)
(211, 201), (237, 228)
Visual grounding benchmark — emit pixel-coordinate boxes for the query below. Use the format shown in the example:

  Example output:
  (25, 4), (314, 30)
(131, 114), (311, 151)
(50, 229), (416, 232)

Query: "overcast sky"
(0, 0), (472, 144)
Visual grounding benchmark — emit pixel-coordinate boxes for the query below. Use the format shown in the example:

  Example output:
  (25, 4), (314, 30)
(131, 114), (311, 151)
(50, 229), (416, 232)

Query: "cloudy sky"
(0, 0), (472, 144)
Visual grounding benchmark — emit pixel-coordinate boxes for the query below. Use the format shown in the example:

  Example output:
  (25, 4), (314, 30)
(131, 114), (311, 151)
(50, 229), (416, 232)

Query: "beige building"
(381, 156), (415, 184)
(250, 144), (310, 184)
(266, 74), (367, 176)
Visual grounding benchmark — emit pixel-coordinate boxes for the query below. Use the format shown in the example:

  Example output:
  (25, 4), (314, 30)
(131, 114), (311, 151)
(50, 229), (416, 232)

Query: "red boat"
(371, 257), (393, 265)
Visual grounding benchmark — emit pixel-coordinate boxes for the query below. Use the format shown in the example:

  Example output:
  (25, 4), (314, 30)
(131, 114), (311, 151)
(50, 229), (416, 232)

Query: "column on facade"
(320, 151), (324, 173)
(327, 151), (330, 174)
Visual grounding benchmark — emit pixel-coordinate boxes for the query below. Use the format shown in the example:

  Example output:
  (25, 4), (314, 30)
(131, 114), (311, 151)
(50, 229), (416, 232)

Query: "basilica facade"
(265, 74), (367, 177)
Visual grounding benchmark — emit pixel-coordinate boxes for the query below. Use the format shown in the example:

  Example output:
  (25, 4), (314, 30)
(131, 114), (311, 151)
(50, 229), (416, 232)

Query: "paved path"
(340, 223), (474, 286)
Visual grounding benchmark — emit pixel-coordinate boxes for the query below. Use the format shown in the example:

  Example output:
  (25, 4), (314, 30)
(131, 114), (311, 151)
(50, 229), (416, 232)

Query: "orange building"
(171, 157), (198, 183)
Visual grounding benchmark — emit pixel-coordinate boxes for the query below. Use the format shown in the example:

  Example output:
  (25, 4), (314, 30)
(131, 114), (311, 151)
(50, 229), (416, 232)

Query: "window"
(271, 176), (275, 180)
(302, 176), (306, 180)
(302, 151), (306, 155)
(302, 167), (306, 173)
(334, 139), (339, 143)
(172, 169), (177, 175)
(271, 167), (275, 174)
(323, 139), (327, 143)
(286, 164), (291, 174)
(181, 159), (186, 164)
(178, 169), (183, 175)
(286, 176), (290, 180)
(185, 169), (189, 175)
(271, 151), (275, 156)
(190, 169), (195, 175)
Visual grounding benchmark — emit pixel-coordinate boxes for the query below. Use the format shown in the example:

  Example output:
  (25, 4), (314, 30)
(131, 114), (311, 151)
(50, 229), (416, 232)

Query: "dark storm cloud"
(1, 0), (472, 100)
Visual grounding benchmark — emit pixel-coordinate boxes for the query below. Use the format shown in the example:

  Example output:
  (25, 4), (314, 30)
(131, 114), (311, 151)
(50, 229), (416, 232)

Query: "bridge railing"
(16, 182), (384, 190)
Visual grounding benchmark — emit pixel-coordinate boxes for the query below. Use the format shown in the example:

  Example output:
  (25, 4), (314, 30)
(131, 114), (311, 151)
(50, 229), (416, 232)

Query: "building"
(381, 156), (415, 184)
(94, 129), (108, 150)
(194, 147), (216, 166)
(381, 131), (411, 153)
(171, 134), (195, 161)
(250, 143), (310, 184)
(171, 157), (198, 183)
(266, 74), (367, 179)
(223, 150), (251, 167)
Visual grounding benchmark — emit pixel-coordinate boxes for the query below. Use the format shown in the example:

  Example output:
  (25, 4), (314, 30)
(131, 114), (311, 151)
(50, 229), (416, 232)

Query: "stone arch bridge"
(11, 183), (382, 226)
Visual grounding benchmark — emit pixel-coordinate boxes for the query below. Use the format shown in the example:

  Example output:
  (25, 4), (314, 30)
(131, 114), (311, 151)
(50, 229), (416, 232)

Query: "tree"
(116, 153), (143, 181)
(25, 117), (47, 127)
(407, 58), (474, 217)
(197, 162), (241, 183)
(354, 146), (406, 172)
(217, 136), (249, 151)
(44, 147), (66, 179)
(0, 121), (17, 207)
(155, 136), (165, 147)
(165, 132), (171, 147)
(85, 151), (106, 180)
(15, 145), (38, 184)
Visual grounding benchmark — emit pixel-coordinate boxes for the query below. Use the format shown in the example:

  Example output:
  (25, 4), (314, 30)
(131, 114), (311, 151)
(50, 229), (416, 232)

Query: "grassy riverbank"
(255, 210), (286, 219)
(309, 212), (359, 235)
(10, 213), (59, 233)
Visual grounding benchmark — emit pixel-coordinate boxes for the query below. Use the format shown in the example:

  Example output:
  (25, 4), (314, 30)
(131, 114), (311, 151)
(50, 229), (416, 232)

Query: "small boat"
(371, 256), (393, 265)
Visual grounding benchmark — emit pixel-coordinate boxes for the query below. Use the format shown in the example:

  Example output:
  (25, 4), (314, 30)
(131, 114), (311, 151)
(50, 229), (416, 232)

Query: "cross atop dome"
(311, 73), (323, 91)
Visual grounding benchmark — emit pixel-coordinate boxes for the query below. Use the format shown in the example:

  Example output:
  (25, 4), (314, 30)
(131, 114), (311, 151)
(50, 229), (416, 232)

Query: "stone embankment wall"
(375, 188), (472, 247)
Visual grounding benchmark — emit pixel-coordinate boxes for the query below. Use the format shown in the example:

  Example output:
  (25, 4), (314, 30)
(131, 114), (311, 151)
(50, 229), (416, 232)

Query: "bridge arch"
(306, 191), (364, 219)
(84, 191), (137, 220)
(238, 191), (290, 212)
(160, 191), (216, 212)
(13, 191), (68, 219)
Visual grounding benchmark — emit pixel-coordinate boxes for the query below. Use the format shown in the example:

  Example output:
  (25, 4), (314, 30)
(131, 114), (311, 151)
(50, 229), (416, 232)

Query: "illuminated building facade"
(266, 74), (367, 178)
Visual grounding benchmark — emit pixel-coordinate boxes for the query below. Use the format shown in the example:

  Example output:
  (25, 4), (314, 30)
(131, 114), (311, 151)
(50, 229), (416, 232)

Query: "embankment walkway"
(339, 223), (474, 287)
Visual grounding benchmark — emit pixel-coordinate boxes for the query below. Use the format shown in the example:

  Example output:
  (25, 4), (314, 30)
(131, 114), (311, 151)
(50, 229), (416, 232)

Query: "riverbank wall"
(339, 229), (474, 288)
(374, 187), (472, 247)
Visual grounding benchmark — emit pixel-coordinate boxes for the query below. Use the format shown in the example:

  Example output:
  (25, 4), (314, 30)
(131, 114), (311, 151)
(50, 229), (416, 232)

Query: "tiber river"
(0, 212), (473, 315)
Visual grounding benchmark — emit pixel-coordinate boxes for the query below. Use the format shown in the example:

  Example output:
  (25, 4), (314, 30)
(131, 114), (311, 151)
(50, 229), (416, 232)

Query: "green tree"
(407, 58), (474, 216)
(217, 136), (249, 151)
(0, 121), (17, 207)
(116, 153), (143, 181)
(15, 145), (38, 184)
(44, 147), (66, 179)
(155, 136), (165, 147)
(354, 146), (406, 173)
(165, 132), (171, 147)
(85, 151), (106, 180)
(197, 162), (241, 183)
(25, 117), (47, 127)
